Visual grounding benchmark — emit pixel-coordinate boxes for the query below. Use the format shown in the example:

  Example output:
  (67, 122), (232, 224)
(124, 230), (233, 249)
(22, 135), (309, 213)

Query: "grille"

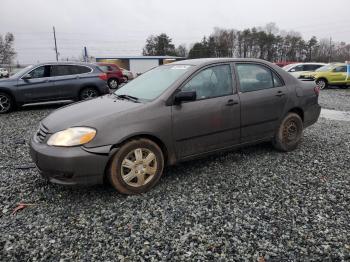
(35, 124), (49, 143)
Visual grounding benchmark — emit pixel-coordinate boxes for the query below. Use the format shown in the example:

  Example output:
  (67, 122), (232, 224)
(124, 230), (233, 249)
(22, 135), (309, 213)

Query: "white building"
(95, 55), (184, 75)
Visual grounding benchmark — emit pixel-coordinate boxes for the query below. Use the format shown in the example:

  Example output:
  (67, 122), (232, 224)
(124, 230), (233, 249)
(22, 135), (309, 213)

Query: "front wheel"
(272, 113), (303, 152)
(107, 138), (164, 194)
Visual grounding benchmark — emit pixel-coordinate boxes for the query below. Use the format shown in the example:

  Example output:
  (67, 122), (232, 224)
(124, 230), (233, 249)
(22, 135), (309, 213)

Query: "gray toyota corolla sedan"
(30, 58), (321, 194)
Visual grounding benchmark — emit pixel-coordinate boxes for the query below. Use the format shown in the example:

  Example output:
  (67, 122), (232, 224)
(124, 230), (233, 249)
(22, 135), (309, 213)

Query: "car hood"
(0, 78), (16, 85)
(42, 94), (143, 133)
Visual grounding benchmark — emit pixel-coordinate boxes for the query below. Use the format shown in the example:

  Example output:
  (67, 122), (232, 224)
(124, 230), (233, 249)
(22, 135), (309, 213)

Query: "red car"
(97, 63), (124, 89)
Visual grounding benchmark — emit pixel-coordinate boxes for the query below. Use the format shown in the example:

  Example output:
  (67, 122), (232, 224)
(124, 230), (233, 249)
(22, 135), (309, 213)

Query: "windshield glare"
(114, 64), (193, 101)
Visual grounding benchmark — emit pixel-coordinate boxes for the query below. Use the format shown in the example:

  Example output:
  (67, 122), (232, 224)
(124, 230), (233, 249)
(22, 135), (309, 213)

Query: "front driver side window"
(28, 66), (50, 79)
(182, 64), (233, 100)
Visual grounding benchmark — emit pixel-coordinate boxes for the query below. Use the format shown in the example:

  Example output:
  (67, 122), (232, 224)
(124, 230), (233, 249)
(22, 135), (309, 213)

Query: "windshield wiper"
(114, 94), (140, 103)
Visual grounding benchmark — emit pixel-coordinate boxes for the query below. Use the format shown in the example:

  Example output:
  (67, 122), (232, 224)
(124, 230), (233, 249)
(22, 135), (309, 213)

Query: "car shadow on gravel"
(30, 142), (277, 200)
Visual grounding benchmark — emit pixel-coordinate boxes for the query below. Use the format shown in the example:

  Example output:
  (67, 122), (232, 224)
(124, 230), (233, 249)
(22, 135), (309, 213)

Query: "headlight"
(47, 127), (96, 147)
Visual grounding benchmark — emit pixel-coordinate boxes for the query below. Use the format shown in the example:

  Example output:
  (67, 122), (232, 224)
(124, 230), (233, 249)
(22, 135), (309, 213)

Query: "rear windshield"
(114, 65), (193, 101)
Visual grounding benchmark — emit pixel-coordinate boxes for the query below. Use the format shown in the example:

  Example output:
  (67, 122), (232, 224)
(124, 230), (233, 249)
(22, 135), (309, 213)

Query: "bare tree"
(0, 33), (16, 65)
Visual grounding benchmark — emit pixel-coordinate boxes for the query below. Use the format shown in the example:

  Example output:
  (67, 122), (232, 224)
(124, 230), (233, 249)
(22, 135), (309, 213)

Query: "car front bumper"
(30, 138), (110, 185)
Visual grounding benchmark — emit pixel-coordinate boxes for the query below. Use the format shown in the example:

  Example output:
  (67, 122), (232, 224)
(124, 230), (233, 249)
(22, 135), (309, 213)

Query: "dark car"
(30, 58), (321, 194)
(0, 62), (110, 113)
(97, 63), (124, 89)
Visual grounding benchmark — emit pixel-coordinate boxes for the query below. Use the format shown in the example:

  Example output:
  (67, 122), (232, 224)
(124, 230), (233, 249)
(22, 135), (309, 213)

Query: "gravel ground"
(318, 88), (350, 111)
(0, 92), (350, 261)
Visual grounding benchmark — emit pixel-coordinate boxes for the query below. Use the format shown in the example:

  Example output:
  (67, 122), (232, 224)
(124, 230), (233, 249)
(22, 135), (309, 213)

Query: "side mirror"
(22, 74), (32, 80)
(174, 91), (196, 105)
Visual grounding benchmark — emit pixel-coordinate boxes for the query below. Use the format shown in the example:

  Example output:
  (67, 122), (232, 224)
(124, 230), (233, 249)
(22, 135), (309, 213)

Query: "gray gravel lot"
(318, 88), (350, 111)
(0, 91), (350, 261)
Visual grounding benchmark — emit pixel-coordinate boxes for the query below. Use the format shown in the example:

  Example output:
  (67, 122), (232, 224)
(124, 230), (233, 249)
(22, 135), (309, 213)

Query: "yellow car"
(300, 63), (350, 89)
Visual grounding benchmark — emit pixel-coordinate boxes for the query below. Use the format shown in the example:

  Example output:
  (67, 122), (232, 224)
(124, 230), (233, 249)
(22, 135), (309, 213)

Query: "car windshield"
(10, 65), (34, 78)
(316, 64), (334, 72)
(114, 64), (193, 101)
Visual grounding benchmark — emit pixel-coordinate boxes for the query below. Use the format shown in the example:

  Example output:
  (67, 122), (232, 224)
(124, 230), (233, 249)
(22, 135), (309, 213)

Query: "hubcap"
(317, 80), (326, 89)
(0, 94), (10, 113)
(82, 89), (98, 100)
(109, 80), (118, 88)
(120, 148), (157, 187)
(283, 120), (298, 143)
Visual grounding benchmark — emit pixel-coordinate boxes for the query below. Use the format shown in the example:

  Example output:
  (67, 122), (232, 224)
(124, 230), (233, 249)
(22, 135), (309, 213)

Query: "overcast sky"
(0, 0), (349, 64)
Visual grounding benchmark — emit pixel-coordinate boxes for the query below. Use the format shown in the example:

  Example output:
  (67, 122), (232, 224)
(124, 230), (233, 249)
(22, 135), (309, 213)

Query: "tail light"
(99, 73), (107, 81)
(314, 86), (320, 95)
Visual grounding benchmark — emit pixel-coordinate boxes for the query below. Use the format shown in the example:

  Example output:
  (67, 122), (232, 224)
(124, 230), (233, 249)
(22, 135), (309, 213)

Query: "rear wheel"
(0, 92), (14, 114)
(79, 87), (99, 101)
(108, 78), (119, 89)
(107, 138), (164, 194)
(272, 113), (303, 152)
(316, 78), (328, 90)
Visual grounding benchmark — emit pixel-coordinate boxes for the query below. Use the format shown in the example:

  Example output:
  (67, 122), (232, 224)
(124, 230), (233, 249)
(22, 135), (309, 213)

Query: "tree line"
(143, 23), (350, 63)
(0, 33), (16, 65)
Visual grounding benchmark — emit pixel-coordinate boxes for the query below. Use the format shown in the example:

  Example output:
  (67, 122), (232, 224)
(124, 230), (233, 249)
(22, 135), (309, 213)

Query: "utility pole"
(53, 26), (59, 61)
(329, 36), (332, 63)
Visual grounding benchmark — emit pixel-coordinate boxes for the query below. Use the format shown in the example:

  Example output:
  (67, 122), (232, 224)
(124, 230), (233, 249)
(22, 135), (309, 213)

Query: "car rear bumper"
(304, 104), (321, 128)
(30, 138), (110, 185)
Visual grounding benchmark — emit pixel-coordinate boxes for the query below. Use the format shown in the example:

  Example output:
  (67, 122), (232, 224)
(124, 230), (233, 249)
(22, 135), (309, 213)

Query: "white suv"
(0, 68), (9, 78)
(283, 63), (326, 79)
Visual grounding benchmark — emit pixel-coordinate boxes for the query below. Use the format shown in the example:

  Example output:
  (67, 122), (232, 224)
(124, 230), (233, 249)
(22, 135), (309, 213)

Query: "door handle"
(226, 99), (238, 106)
(275, 91), (285, 97)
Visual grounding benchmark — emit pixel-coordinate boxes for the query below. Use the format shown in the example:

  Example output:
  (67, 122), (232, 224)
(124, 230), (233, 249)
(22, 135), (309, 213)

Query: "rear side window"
(73, 66), (91, 74)
(304, 64), (323, 71)
(27, 65), (51, 79)
(236, 64), (274, 92)
(51, 65), (91, 76)
(98, 65), (116, 72)
(182, 64), (233, 100)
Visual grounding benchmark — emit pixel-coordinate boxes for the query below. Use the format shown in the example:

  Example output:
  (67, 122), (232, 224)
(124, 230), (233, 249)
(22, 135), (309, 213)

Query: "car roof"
(34, 61), (97, 67)
(170, 58), (277, 66)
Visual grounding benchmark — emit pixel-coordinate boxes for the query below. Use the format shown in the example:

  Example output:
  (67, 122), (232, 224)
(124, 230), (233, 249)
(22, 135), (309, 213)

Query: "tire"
(107, 138), (164, 194)
(108, 78), (119, 89)
(316, 78), (328, 90)
(0, 92), (14, 114)
(272, 113), (303, 152)
(79, 87), (99, 101)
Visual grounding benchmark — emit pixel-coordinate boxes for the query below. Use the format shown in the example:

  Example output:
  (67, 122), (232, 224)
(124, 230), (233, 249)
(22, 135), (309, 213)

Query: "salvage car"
(299, 63), (350, 89)
(0, 62), (109, 114)
(97, 63), (124, 89)
(30, 58), (321, 194)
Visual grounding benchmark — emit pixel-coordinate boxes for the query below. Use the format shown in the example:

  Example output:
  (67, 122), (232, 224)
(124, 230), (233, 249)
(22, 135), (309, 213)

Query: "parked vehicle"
(97, 63), (124, 89)
(299, 63), (350, 89)
(0, 62), (109, 114)
(283, 62), (326, 78)
(30, 58), (321, 194)
(121, 68), (134, 82)
(0, 68), (9, 78)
